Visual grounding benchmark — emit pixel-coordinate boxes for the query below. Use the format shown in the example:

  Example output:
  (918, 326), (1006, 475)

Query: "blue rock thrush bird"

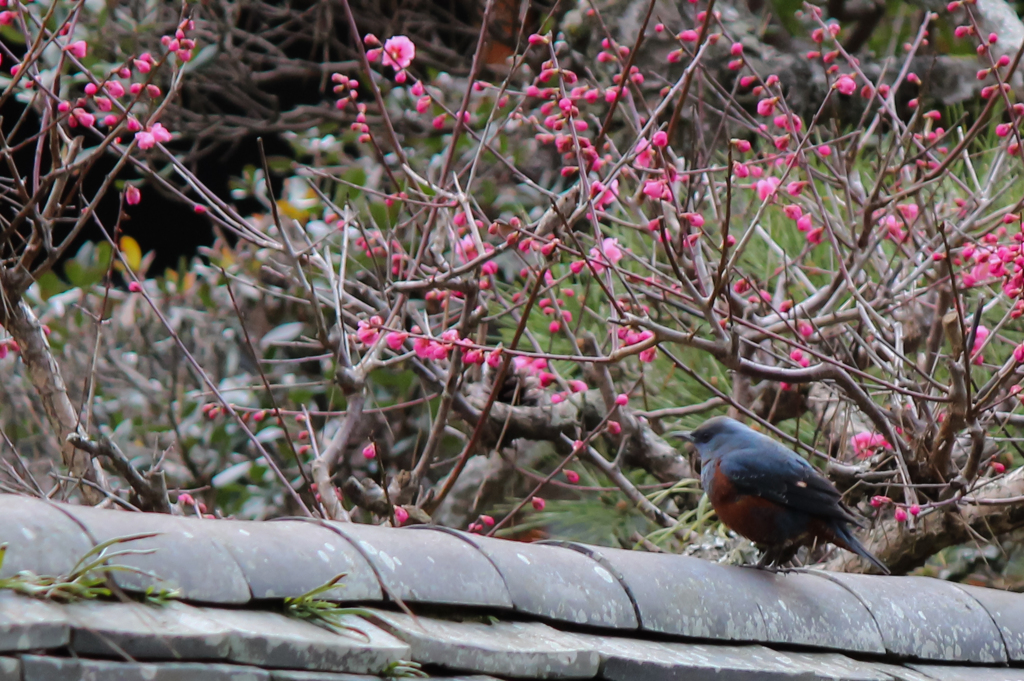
(682, 416), (889, 574)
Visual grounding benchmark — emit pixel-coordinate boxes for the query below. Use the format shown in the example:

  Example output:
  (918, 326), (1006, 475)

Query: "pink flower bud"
(394, 506), (409, 525)
(835, 74), (856, 95)
(615, 393), (628, 406)
(65, 40), (87, 58)
(894, 507), (908, 522)
(362, 443), (377, 459)
(565, 469), (580, 483)
(531, 496), (546, 511)
(128, 281), (142, 293)
(756, 97), (778, 117)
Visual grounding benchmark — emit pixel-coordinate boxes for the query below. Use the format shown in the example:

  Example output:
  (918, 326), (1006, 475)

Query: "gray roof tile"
(0, 656), (19, 681)
(20, 655), (271, 681)
(949, 583), (1024, 661)
(57, 597), (409, 674)
(564, 544), (884, 652)
(321, 523), (512, 609)
(422, 530), (637, 629)
(774, 652), (897, 680)
(0, 592), (69, 653)
(0, 495), (93, 578)
(198, 607), (408, 673)
(862, 664), (938, 681)
(363, 608), (601, 679)
(908, 666), (1024, 681)
(65, 599), (233, 660)
(270, 674), (501, 681)
(582, 636), (834, 681)
(53, 502), (251, 605)
(268, 673), (382, 681)
(815, 573), (1007, 663)
(3, 496), (1024, 680)
(202, 520), (382, 602)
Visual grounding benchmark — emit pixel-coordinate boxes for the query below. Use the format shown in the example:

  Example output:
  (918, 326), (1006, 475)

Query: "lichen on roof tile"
(427, 529), (637, 629)
(201, 519), (382, 602)
(816, 573), (1007, 663)
(321, 522), (512, 609)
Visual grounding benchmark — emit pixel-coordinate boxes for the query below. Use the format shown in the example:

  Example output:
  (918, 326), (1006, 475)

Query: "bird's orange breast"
(707, 460), (805, 546)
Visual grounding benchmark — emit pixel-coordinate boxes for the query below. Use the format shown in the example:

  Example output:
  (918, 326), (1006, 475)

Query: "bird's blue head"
(681, 416), (751, 462)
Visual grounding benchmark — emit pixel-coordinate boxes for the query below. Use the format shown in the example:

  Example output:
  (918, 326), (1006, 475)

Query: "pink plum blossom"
(589, 237), (624, 274)
(382, 36), (416, 70)
(592, 179), (619, 210)
(356, 316), (382, 346)
(971, 325), (989, 365)
(851, 432), (891, 459)
(386, 331), (409, 350)
(756, 177), (780, 201)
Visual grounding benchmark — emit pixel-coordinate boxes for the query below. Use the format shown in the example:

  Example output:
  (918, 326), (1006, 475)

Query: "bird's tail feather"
(832, 523), (890, 575)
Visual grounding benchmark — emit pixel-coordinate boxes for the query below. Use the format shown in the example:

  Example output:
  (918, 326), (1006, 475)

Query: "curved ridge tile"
(573, 546), (884, 653)
(53, 502), (251, 605)
(815, 572), (1006, 663)
(0, 495), (93, 578)
(419, 529), (637, 629)
(321, 522), (512, 609)
(948, 583), (1024, 661)
(203, 519), (381, 602)
(567, 545), (767, 642)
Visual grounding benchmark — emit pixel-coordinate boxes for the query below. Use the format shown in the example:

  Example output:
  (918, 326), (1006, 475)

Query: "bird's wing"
(717, 441), (856, 523)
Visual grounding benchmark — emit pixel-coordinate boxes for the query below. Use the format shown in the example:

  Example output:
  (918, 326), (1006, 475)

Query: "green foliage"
(0, 534), (179, 604)
(283, 574), (376, 640)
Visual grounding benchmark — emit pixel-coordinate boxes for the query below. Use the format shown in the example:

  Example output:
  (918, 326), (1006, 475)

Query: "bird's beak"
(679, 431), (694, 443)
